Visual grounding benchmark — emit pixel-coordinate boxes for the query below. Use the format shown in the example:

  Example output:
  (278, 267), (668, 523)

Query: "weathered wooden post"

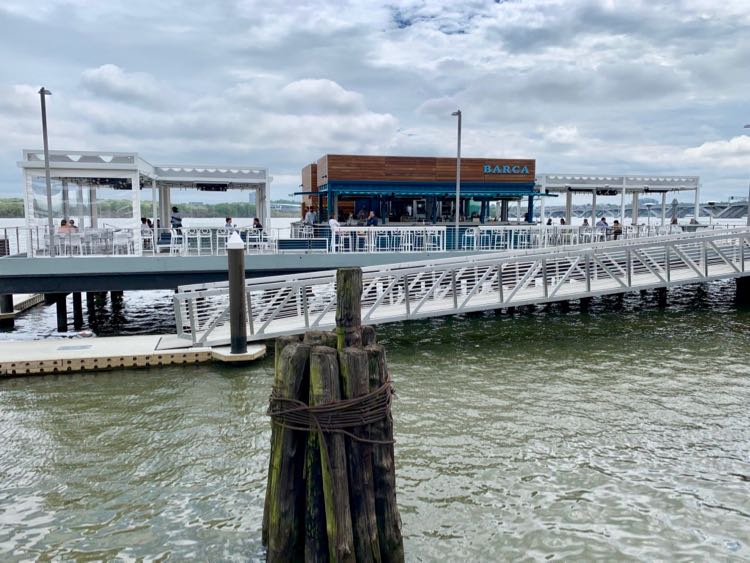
(264, 267), (404, 563)
(265, 341), (309, 562)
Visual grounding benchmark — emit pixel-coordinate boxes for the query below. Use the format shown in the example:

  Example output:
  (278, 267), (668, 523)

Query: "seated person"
(366, 211), (379, 226)
(223, 217), (236, 231)
(57, 219), (70, 234)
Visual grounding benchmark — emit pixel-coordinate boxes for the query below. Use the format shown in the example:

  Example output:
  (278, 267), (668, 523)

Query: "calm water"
(1, 282), (750, 560)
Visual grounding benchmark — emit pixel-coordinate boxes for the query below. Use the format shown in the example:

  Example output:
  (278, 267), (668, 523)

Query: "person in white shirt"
(596, 217), (608, 233)
(328, 214), (341, 251)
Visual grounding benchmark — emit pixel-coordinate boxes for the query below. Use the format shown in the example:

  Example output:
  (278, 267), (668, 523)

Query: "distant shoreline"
(0, 197), (300, 219)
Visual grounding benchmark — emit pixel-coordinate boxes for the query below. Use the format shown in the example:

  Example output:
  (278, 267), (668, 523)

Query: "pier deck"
(0, 334), (266, 376)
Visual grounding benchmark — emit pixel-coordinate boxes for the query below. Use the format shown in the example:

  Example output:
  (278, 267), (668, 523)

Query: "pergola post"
(76, 181), (84, 227)
(694, 183), (701, 221)
(89, 185), (98, 228)
(591, 191), (597, 224)
(620, 188), (627, 225)
(132, 172), (141, 254)
(565, 191), (572, 224)
(632, 191), (639, 225)
(151, 178), (157, 231)
(539, 194), (545, 224)
(660, 192), (667, 226)
(62, 179), (70, 219)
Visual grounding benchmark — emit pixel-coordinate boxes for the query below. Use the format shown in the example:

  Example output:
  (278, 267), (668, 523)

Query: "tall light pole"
(39, 87), (55, 257)
(452, 109), (461, 250)
(744, 125), (750, 226)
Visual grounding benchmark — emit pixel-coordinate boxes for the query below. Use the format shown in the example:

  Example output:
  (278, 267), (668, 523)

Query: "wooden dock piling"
(264, 267), (404, 562)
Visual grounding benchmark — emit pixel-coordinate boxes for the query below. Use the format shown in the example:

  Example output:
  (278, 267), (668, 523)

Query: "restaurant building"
(300, 154), (537, 224)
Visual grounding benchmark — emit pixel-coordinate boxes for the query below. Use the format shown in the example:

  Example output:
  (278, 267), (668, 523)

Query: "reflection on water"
(1, 281), (749, 560)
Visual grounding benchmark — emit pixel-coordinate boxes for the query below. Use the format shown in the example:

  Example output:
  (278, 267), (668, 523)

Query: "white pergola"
(18, 149), (270, 233)
(536, 173), (700, 225)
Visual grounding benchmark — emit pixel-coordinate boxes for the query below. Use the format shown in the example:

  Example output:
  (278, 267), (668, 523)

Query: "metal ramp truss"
(173, 228), (750, 347)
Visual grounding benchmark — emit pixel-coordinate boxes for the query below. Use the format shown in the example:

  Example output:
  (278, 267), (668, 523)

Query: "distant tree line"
(0, 198), (303, 218)
(0, 198), (24, 217)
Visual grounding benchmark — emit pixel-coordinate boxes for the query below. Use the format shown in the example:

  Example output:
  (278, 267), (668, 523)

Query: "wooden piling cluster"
(263, 268), (404, 563)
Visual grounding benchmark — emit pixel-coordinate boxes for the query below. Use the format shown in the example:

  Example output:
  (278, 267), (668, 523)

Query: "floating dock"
(0, 293), (44, 324)
(0, 334), (266, 376)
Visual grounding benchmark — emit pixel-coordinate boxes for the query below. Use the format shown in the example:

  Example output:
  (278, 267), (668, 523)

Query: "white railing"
(0, 223), (732, 258)
(172, 227), (750, 346)
(332, 226), (446, 253)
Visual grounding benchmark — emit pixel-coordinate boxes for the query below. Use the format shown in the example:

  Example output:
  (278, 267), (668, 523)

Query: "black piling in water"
(227, 234), (247, 354)
(72, 292), (83, 330)
(657, 287), (667, 308)
(55, 293), (68, 332)
(737, 277), (750, 305)
(0, 294), (13, 329)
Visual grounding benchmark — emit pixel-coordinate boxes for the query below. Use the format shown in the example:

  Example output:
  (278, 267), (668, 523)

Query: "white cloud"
(81, 64), (166, 107)
(1, 0), (750, 200)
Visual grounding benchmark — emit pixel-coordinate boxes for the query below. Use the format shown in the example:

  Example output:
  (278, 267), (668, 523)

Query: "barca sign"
(483, 163), (530, 174)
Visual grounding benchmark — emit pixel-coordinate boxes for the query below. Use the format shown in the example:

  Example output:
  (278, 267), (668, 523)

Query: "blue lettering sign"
(483, 163), (529, 175)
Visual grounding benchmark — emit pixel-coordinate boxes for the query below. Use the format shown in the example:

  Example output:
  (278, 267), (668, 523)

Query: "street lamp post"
(744, 125), (750, 226)
(39, 87), (55, 257)
(452, 109), (462, 250)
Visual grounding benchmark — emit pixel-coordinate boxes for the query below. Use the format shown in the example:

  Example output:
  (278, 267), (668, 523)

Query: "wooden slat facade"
(301, 163), (318, 217)
(315, 155), (535, 185)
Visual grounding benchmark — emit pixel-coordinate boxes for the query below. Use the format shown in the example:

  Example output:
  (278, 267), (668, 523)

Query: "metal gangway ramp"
(173, 228), (750, 347)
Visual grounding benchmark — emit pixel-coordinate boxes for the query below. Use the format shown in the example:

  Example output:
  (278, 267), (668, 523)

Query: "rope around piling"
(267, 379), (395, 444)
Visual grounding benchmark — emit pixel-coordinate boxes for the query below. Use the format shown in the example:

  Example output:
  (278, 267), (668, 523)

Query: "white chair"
(245, 228), (262, 252)
(112, 231), (133, 255)
(426, 229), (442, 251)
(393, 230), (413, 252)
(68, 232), (85, 256)
(140, 229), (155, 255)
(169, 229), (185, 255)
(374, 230), (390, 252)
(216, 229), (232, 254)
(462, 228), (477, 250)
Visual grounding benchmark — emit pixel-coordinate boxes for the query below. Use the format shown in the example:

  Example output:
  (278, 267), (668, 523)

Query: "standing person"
(303, 207), (316, 225)
(328, 213), (341, 251)
(170, 206), (182, 233)
(366, 211), (379, 226)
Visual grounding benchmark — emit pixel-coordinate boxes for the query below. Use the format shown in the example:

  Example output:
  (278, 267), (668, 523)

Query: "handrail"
(172, 228), (750, 346)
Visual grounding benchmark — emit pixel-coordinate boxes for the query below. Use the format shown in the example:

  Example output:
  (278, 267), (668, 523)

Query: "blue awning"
(306, 180), (538, 198)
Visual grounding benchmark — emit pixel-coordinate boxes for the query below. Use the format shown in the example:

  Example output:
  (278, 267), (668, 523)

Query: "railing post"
(585, 253), (591, 293)
(542, 258), (548, 298)
(666, 245), (671, 283)
(703, 241), (708, 277)
(403, 274), (411, 318)
(626, 249), (632, 287)
(451, 269), (458, 310)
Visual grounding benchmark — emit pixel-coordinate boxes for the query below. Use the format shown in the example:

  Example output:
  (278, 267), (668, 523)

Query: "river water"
(1, 281), (750, 560)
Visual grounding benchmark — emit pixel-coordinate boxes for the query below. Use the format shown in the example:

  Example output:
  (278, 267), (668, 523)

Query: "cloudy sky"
(1, 0), (749, 201)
